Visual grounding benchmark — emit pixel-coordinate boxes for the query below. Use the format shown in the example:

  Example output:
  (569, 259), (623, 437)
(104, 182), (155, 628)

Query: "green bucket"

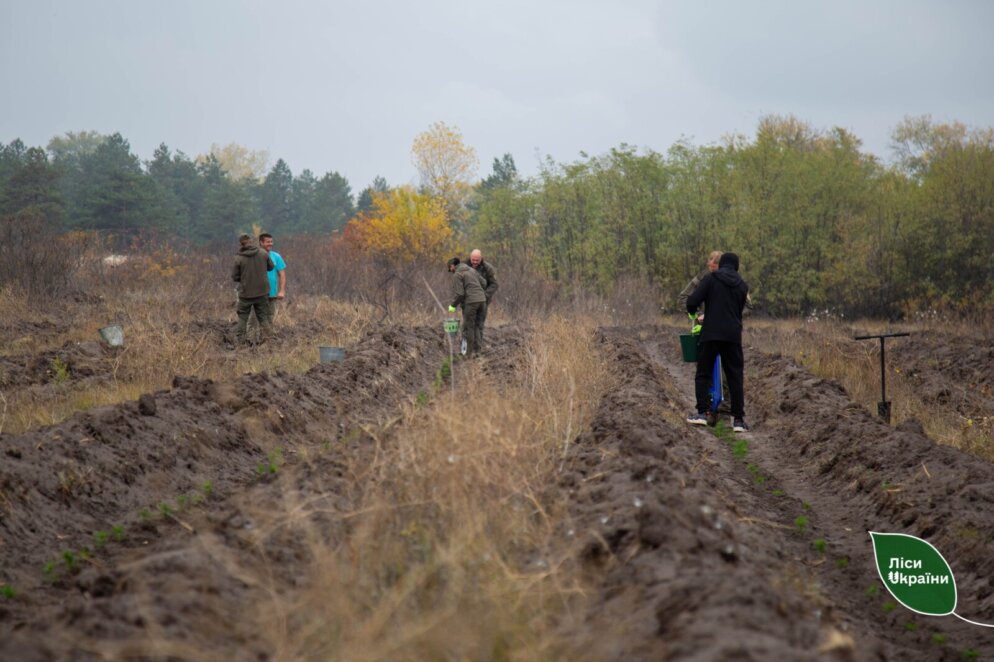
(443, 318), (460, 336)
(679, 333), (699, 362)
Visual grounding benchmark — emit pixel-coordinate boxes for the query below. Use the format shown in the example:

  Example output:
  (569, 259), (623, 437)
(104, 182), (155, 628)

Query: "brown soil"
(3, 322), (994, 659)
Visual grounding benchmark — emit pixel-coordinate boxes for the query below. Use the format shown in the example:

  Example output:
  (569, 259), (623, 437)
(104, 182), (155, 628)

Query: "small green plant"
(140, 508), (152, 521)
(51, 357), (70, 384)
(711, 419), (734, 441)
(62, 550), (78, 571)
(93, 530), (110, 548)
(111, 525), (124, 541)
(415, 390), (430, 407)
(434, 357), (453, 389)
(0, 584), (14, 599)
(931, 633), (948, 645)
(158, 503), (174, 518)
(257, 448), (284, 475)
(904, 621), (918, 631)
(771, 489), (785, 496)
(961, 648), (979, 661)
(836, 557), (850, 569)
(746, 463), (766, 484)
(176, 494), (189, 510)
(794, 516), (809, 534)
(812, 538), (826, 553)
(42, 561), (57, 581)
(732, 439), (749, 458)
(202, 480), (214, 498)
(882, 601), (897, 613)
(865, 584), (879, 597)
(802, 501), (812, 511)
(78, 547), (92, 560)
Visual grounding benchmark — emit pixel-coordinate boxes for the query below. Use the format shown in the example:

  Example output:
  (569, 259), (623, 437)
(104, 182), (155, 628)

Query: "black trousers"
(694, 340), (745, 418)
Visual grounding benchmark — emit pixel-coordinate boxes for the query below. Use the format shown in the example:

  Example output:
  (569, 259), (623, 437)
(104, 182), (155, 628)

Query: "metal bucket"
(679, 333), (698, 362)
(319, 346), (345, 363)
(99, 324), (124, 347)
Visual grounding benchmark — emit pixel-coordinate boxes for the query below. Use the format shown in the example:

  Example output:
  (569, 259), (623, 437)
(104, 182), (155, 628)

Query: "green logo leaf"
(869, 531), (957, 616)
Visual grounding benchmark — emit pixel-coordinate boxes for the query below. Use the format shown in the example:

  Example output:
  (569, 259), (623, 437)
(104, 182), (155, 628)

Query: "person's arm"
(277, 270), (286, 298)
(450, 272), (466, 309)
(484, 265), (498, 302)
(677, 270), (706, 310)
(232, 258), (242, 283)
(686, 275), (711, 316)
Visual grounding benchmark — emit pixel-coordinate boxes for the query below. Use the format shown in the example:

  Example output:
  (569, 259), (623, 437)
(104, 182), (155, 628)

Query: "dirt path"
(640, 325), (994, 658)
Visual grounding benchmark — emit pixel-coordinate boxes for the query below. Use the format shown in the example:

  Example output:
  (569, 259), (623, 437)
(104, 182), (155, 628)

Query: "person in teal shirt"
(259, 233), (286, 319)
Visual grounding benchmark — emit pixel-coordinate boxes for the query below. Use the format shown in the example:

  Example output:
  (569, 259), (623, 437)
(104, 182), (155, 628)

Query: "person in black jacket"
(686, 252), (750, 432)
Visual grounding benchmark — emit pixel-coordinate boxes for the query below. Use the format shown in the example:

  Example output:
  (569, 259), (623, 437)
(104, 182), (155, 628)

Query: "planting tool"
(854, 331), (910, 423)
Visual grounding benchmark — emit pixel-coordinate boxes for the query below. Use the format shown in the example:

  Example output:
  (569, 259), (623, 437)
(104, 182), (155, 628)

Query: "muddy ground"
(2, 322), (994, 659)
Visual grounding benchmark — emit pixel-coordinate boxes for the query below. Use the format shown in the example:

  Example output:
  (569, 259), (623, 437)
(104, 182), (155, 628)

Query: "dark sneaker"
(733, 418), (750, 433)
(686, 413), (708, 426)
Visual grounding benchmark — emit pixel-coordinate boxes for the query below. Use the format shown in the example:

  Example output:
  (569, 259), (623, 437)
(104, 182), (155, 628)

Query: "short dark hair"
(259, 233), (273, 241)
(239, 233), (252, 243)
(447, 257), (460, 267)
(718, 252), (740, 271)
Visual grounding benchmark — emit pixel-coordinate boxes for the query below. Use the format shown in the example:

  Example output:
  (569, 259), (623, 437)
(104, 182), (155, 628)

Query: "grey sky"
(2, 0), (992, 191)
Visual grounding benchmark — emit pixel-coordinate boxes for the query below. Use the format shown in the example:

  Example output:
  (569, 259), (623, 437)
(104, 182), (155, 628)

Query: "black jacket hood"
(713, 265), (744, 288)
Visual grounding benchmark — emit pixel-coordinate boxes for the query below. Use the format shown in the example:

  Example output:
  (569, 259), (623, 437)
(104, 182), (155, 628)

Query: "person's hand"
(276, 292), (285, 300)
(448, 305), (456, 313)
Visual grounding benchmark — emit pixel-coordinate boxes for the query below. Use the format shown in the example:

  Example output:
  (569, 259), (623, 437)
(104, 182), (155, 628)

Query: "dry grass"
(232, 314), (614, 660)
(0, 285), (421, 434)
(748, 317), (992, 457)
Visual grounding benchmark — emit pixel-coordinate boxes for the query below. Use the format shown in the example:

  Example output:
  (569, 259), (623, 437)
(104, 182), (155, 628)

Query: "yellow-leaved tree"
(411, 122), (478, 224)
(196, 142), (270, 181)
(344, 186), (456, 264)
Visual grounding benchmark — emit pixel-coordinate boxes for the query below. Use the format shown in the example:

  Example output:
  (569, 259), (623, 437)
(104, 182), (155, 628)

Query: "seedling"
(42, 561), (57, 581)
(93, 530), (110, 548)
(771, 489), (786, 497)
(931, 633), (948, 645)
(865, 584), (879, 597)
(812, 538), (826, 553)
(794, 516), (809, 534)
(158, 503), (174, 518)
(711, 419), (734, 441)
(746, 463), (766, 484)
(802, 501), (812, 511)
(961, 648), (979, 661)
(111, 525), (125, 541)
(0, 584), (14, 599)
(882, 601), (897, 613)
(176, 494), (189, 510)
(140, 508), (152, 521)
(257, 448), (284, 475)
(836, 557), (850, 569)
(732, 439), (749, 458)
(904, 621), (918, 631)
(78, 547), (92, 560)
(51, 357), (70, 384)
(434, 357), (452, 390)
(202, 480), (214, 498)
(62, 550), (78, 571)
(415, 390), (430, 407)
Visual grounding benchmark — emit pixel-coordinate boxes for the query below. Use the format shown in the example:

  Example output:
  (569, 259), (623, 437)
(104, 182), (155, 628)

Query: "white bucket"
(319, 346), (345, 363)
(99, 324), (124, 347)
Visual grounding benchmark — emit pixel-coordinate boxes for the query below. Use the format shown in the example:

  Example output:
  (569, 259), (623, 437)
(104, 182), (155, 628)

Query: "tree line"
(2, 115), (993, 317)
(0, 132), (367, 246)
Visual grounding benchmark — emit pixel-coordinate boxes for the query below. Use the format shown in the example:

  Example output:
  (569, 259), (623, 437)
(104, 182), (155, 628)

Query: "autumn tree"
(198, 142), (270, 181)
(411, 122), (478, 225)
(345, 186), (454, 264)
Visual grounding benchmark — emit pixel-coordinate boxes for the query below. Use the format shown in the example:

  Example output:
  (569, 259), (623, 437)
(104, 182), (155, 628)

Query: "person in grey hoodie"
(686, 252), (750, 432)
(232, 234), (275, 345)
(447, 256), (487, 356)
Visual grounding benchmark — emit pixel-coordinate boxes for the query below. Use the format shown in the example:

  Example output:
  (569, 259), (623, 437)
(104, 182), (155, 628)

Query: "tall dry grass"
(227, 315), (614, 660)
(748, 318), (993, 458)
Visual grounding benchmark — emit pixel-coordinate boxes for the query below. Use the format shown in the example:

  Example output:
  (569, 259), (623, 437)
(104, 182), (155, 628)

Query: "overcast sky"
(2, 0), (992, 191)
